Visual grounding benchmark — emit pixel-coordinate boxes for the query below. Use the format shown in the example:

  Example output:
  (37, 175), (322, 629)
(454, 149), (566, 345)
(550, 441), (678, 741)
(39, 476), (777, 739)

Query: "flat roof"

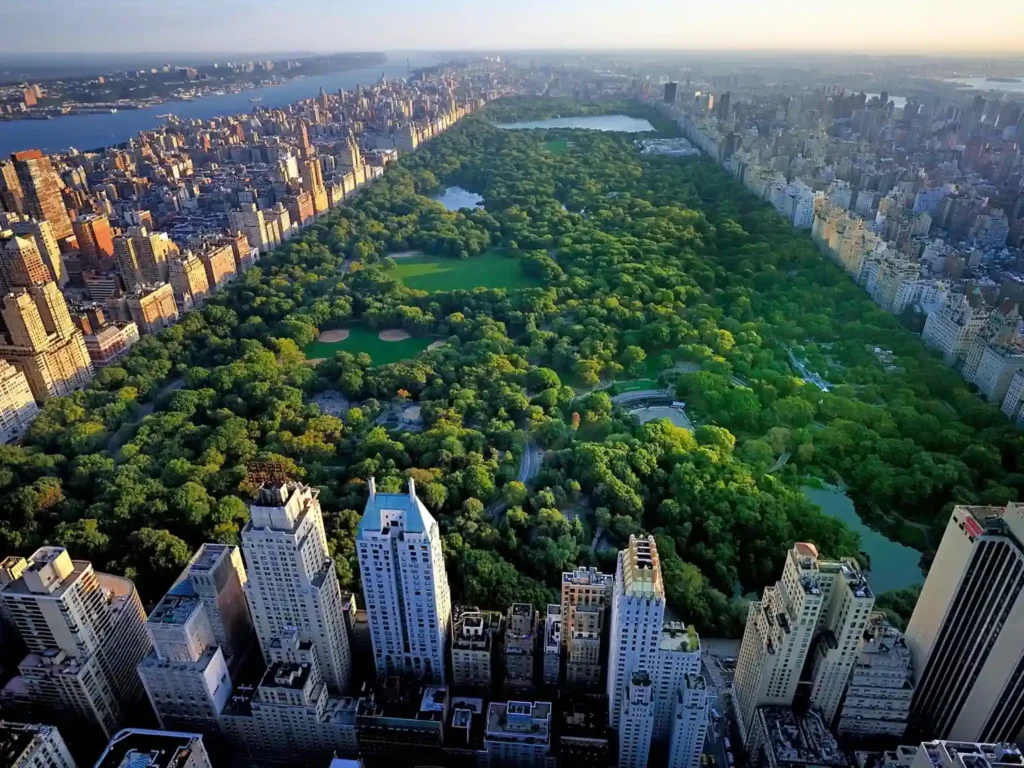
(95, 729), (203, 768)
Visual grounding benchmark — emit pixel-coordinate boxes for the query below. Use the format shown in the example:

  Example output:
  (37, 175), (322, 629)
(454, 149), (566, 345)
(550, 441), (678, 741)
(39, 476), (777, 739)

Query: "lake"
(495, 115), (656, 132)
(802, 485), (924, 594)
(432, 186), (484, 211)
(0, 53), (443, 157)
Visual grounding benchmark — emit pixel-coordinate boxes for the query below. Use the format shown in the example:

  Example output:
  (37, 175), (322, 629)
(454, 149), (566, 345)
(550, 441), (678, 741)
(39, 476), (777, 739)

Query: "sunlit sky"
(2, 0), (1023, 55)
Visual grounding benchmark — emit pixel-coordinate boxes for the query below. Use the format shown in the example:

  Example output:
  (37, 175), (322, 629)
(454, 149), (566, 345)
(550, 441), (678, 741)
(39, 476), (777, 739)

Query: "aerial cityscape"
(0, 5), (1024, 768)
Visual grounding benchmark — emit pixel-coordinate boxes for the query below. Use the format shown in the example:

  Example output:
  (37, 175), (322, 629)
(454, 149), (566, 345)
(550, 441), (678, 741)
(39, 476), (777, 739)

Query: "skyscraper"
(0, 160), (26, 215)
(0, 547), (151, 740)
(10, 151), (72, 240)
(618, 671), (656, 768)
(731, 543), (873, 742)
(606, 536), (665, 729)
(356, 478), (452, 683)
(6, 218), (64, 286)
(242, 482), (353, 693)
(0, 231), (51, 290)
(664, 82), (678, 104)
(0, 721), (75, 768)
(906, 503), (1024, 742)
(113, 227), (170, 290)
(668, 674), (710, 768)
(0, 359), (39, 443)
(654, 622), (702, 742)
(72, 214), (116, 270)
(0, 282), (94, 401)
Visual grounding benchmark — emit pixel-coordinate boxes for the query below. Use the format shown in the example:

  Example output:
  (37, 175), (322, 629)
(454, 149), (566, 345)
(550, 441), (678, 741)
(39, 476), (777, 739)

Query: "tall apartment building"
(8, 218), (64, 286)
(668, 674), (710, 768)
(168, 253), (210, 310)
(242, 482), (352, 693)
(906, 503), (1024, 742)
(124, 283), (178, 335)
(0, 282), (93, 401)
(732, 543), (874, 742)
(1, 232), (51, 290)
(484, 701), (552, 768)
(0, 721), (76, 768)
(504, 603), (539, 693)
(198, 244), (237, 290)
(922, 293), (989, 366)
(82, 321), (139, 368)
(0, 359), (39, 443)
(836, 613), (914, 739)
(356, 478), (451, 683)
(300, 158), (329, 215)
(654, 622), (702, 742)
(450, 606), (503, 689)
(113, 228), (171, 290)
(618, 671), (656, 768)
(747, 707), (848, 768)
(10, 151), (72, 240)
(0, 159), (25, 215)
(228, 204), (279, 254)
(606, 535), (665, 729)
(94, 728), (213, 768)
(561, 566), (613, 688)
(1001, 369), (1024, 422)
(972, 344), (1024, 404)
(0, 547), (151, 740)
(72, 214), (115, 270)
(137, 543), (252, 733)
(542, 605), (562, 686)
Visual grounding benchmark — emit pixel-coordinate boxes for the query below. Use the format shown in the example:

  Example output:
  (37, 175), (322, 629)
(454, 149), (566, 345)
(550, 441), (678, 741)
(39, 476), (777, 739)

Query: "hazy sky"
(2, 0), (1022, 55)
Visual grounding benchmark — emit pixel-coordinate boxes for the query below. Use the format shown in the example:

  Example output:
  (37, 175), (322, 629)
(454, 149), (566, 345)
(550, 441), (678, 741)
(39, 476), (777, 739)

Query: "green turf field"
(544, 138), (570, 154)
(303, 326), (433, 365)
(392, 251), (540, 293)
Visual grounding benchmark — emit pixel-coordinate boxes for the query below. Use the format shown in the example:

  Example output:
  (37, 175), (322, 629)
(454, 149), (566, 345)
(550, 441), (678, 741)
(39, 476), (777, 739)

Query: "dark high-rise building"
(717, 91), (731, 121)
(10, 150), (72, 240)
(664, 82), (678, 104)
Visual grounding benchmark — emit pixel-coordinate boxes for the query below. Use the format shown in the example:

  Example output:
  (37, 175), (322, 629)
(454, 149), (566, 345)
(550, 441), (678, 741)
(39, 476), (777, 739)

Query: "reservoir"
(802, 486), (924, 594)
(432, 186), (484, 211)
(0, 54), (442, 157)
(495, 115), (655, 132)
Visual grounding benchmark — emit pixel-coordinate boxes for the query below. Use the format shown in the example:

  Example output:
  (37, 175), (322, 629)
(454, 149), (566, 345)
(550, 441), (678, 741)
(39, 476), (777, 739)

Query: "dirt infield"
(318, 329), (350, 342)
(379, 329), (412, 342)
(427, 340), (446, 350)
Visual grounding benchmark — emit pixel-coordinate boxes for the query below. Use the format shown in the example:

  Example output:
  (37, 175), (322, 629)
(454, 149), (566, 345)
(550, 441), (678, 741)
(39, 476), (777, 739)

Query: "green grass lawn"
(391, 251), (541, 293)
(615, 378), (660, 393)
(544, 138), (570, 154)
(304, 326), (433, 365)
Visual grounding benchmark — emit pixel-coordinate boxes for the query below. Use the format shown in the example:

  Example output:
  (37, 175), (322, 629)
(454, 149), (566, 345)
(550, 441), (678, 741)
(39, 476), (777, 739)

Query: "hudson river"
(0, 54), (442, 157)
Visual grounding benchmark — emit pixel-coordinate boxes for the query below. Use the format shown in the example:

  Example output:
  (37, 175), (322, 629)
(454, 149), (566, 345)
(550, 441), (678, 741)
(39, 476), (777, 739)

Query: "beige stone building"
(0, 721), (76, 768)
(0, 231), (51, 291)
(199, 244), (237, 291)
(228, 204), (280, 254)
(450, 606), (503, 689)
(11, 150), (72, 240)
(169, 253), (211, 310)
(125, 283), (178, 335)
(732, 543), (874, 743)
(561, 566), (613, 688)
(0, 547), (151, 740)
(0, 282), (94, 401)
(113, 227), (172, 291)
(0, 359), (39, 443)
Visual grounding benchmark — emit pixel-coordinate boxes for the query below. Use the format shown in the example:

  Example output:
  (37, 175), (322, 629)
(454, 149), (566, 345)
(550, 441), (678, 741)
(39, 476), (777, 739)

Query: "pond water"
(495, 114), (656, 132)
(802, 486), (924, 594)
(432, 186), (484, 211)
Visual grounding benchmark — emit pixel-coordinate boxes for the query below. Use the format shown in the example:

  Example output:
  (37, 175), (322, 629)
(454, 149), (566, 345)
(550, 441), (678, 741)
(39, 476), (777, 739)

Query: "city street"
(702, 638), (741, 768)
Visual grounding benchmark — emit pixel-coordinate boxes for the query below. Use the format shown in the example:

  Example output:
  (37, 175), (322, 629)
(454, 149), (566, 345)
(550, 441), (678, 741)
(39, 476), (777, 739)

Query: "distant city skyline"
(1, 0), (1023, 57)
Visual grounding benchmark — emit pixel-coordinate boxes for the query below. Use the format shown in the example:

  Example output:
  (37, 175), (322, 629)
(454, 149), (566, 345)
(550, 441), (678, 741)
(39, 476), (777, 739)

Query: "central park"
(5, 96), (1020, 633)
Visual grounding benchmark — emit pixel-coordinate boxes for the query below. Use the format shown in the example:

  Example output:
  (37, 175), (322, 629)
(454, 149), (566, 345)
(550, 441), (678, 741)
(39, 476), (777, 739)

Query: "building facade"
(0, 359), (39, 443)
(356, 478), (452, 683)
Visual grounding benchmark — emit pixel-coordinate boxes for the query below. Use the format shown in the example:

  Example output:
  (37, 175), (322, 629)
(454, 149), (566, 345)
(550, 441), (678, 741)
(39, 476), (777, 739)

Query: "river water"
(0, 54), (443, 157)
(802, 486), (924, 594)
(495, 115), (655, 132)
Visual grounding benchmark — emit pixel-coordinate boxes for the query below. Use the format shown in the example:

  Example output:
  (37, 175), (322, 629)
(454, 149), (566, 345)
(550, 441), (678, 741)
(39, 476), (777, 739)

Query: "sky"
(2, 0), (1023, 56)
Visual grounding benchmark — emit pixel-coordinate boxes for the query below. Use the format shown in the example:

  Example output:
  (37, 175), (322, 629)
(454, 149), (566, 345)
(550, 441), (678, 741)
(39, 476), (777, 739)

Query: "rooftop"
(660, 621), (700, 653)
(0, 722), (55, 766)
(148, 594), (201, 626)
(921, 741), (1024, 768)
(357, 477), (436, 537)
(95, 729), (205, 768)
(562, 566), (614, 588)
(621, 535), (664, 599)
(755, 707), (848, 768)
(260, 661), (312, 691)
(486, 701), (552, 744)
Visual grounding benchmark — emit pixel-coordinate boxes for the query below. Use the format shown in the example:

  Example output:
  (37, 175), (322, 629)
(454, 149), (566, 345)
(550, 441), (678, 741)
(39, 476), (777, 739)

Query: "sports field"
(544, 138), (570, 154)
(392, 251), (540, 293)
(303, 326), (433, 365)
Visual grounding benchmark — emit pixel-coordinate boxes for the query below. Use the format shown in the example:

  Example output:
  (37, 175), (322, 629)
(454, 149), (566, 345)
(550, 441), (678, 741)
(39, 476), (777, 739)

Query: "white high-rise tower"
(241, 482), (352, 693)
(357, 478), (452, 682)
(606, 535), (666, 728)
